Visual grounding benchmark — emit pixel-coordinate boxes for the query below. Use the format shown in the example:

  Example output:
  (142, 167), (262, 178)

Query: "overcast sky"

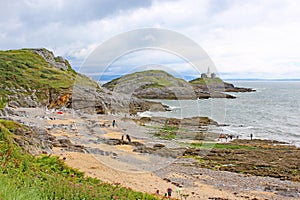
(1, 0), (300, 79)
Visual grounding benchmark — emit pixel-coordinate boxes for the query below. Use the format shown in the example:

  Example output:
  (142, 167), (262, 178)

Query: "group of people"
(218, 133), (235, 142)
(121, 134), (131, 143)
(218, 133), (254, 141)
(112, 119), (132, 142)
(156, 188), (173, 198)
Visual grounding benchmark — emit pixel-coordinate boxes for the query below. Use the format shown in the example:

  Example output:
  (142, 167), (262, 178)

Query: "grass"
(190, 142), (257, 150)
(0, 96), (6, 109)
(152, 125), (179, 140)
(103, 70), (187, 90)
(155, 132), (177, 140)
(189, 77), (223, 85)
(0, 119), (159, 200)
(0, 49), (100, 109)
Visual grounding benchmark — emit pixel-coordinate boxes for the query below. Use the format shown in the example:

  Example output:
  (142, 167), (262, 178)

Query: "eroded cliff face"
(72, 86), (167, 115)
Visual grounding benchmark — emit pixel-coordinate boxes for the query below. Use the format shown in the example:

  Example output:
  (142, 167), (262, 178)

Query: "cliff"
(0, 49), (166, 114)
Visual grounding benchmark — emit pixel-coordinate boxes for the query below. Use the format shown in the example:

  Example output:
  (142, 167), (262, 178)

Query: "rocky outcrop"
(134, 87), (198, 100)
(29, 48), (70, 71)
(190, 78), (255, 93)
(193, 90), (236, 99)
(47, 90), (72, 108)
(225, 87), (255, 92)
(72, 85), (168, 115)
(11, 122), (86, 155)
(103, 70), (252, 100)
(95, 137), (186, 158)
(137, 116), (218, 127)
(12, 125), (55, 155)
(183, 139), (300, 182)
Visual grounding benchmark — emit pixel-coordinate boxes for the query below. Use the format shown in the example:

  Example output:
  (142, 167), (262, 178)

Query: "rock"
(86, 147), (118, 157)
(154, 148), (184, 158)
(138, 116), (218, 127)
(72, 85), (168, 115)
(8, 101), (20, 108)
(52, 137), (85, 153)
(225, 87), (255, 92)
(11, 126), (54, 155)
(30, 48), (70, 71)
(153, 144), (165, 148)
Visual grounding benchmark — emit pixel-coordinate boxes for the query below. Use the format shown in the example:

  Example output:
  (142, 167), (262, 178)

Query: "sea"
(140, 81), (300, 147)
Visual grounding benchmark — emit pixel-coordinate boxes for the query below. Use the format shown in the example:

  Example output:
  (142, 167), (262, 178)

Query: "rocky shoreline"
(1, 107), (299, 199)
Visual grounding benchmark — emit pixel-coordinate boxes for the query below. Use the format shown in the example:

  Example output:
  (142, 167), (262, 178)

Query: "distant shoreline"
(224, 79), (300, 81)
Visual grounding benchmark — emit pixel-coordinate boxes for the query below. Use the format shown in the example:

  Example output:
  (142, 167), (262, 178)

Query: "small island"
(103, 68), (255, 100)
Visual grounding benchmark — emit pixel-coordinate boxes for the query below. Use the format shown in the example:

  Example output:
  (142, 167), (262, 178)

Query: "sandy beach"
(7, 108), (300, 200)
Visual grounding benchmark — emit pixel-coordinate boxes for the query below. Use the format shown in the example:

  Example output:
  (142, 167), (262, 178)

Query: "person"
(250, 133), (253, 140)
(112, 120), (116, 128)
(167, 188), (172, 197)
(219, 133), (225, 142)
(126, 134), (131, 143)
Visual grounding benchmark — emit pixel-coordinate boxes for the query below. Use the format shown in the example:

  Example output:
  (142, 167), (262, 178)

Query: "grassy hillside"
(189, 77), (224, 85)
(0, 119), (158, 200)
(0, 49), (99, 109)
(103, 70), (188, 90)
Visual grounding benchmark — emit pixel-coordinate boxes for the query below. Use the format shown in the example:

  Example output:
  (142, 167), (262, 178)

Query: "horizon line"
(223, 78), (300, 81)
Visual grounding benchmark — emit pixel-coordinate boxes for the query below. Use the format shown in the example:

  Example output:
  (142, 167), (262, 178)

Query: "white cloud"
(0, 0), (300, 79)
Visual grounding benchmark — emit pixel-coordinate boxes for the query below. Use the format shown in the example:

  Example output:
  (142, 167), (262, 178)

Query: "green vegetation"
(189, 77), (224, 85)
(0, 119), (158, 200)
(190, 142), (257, 150)
(0, 96), (6, 109)
(153, 124), (179, 140)
(0, 49), (99, 109)
(103, 70), (187, 90)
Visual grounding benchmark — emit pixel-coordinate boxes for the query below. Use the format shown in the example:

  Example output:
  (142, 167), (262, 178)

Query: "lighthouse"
(207, 67), (211, 78)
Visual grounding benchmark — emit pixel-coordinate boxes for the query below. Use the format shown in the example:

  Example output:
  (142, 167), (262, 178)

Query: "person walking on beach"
(112, 120), (116, 128)
(250, 133), (253, 140)
(155, 189), (159, 195)
(167, 188), (172, 198)
(126, 134), (131, 143)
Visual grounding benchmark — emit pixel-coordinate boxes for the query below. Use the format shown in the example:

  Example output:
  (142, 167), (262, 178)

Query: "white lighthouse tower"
(207, 67), (211, 78)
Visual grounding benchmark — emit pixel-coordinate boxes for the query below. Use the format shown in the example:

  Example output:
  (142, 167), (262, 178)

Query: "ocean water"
(140, 81), (300, 147)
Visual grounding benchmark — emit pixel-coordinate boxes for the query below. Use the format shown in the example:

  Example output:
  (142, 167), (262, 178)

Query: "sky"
(1, 0), (300, 79)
